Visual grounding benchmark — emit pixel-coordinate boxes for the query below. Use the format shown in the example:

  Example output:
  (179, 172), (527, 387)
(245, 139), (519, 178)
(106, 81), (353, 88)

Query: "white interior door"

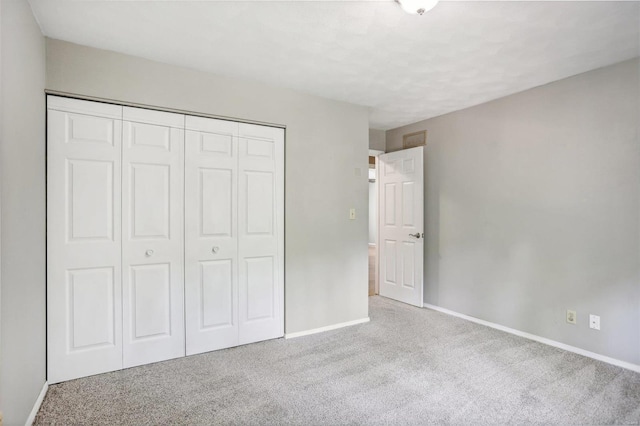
(185, 116), (239, 355)
(47, 96), (123, 383)
(48, 96), (285, 381)
(122, 107), (185, 368)
(378, 146), (424, 307)
(238, 123), (285, 345)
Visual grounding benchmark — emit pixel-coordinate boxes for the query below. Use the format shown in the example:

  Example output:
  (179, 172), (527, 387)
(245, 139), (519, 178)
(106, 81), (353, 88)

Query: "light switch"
(589, 314), (600, 330)
(349, 208), (356, 220)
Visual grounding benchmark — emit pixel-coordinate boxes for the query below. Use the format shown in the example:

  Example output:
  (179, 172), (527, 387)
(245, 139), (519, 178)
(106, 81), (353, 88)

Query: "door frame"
(368, 149), (384, 295)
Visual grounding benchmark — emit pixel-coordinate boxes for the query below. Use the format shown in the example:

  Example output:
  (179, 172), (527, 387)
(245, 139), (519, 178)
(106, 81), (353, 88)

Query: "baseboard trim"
(423, 303), (640, 374)
(25, 381), (48, 426)
(285, 317), (370, 339)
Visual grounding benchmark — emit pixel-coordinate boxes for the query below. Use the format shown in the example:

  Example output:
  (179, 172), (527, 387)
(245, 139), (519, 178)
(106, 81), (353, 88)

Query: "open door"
(378, 146), (424, 307)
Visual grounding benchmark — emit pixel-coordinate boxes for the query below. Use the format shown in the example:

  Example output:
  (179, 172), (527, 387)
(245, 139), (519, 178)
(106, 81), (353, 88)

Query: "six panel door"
(47, 96), (285, 382)
(238, 123), (285, 345)
(185, 116), (240, 355)
(47, 97), (123, 384)
(378, 146), (424, 307)
(122, 107), (185, 368)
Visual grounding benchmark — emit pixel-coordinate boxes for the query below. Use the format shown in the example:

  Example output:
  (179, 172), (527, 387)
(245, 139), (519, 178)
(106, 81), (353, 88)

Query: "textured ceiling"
(29, 1), (640, 130)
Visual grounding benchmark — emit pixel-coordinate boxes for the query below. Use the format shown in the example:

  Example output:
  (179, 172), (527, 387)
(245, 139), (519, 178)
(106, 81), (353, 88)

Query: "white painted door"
(122, 107), (185, 368)
(185, 116), (239, 355)
(48, 96), (285, 380)
(238, 123), (285, 344)
(47, 96), (123, 383)
(378, 146), (424, 307)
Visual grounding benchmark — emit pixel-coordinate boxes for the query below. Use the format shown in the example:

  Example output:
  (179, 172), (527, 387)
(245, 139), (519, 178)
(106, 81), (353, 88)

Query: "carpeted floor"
(35, 296), (640, 425)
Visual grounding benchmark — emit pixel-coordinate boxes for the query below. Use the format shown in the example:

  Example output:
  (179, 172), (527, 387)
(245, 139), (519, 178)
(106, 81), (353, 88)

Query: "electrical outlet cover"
(566, 310), (577, 324)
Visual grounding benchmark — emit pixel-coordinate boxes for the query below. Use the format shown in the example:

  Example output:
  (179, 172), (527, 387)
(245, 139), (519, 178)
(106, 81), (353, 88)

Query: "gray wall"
(46, 38), (370, 335)
(369, 129), (385, 151)
(0, 0), (47, 423)
(387, 59), (640, 365)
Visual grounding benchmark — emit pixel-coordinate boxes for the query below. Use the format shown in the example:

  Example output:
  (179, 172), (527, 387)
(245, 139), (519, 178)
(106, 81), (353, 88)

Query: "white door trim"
(45, 90), (286, 130)
(368, 149), (384, 295)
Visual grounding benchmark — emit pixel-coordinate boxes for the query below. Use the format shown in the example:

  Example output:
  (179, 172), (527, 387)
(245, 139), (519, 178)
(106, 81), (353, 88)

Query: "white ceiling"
(29, 0), (640, 130)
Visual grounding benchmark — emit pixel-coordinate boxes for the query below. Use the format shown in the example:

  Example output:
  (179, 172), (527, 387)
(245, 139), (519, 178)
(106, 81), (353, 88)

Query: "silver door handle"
(409, 233), (422, 239)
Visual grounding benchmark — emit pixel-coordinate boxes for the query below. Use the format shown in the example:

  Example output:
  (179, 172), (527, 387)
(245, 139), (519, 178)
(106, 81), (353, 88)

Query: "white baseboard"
(25, 381), (48, 426)
(285, 317), (370, 339)
(423, 303), (640, 374)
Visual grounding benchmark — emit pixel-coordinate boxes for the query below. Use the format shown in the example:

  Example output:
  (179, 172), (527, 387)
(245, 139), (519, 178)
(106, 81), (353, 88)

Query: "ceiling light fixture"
(396, 0), (439, 15)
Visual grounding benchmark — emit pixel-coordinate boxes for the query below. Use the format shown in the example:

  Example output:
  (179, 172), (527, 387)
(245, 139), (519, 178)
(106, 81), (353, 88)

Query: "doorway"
(368, 149), (384, 296)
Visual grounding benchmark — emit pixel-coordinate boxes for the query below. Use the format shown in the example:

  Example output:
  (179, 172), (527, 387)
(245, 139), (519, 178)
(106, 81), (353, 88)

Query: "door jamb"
(369, 149), (384, 295)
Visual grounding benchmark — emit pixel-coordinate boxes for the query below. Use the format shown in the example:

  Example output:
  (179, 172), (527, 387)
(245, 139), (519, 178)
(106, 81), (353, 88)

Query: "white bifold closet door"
(48, 96), (284, 383)
(121, 107), (185, 368)
(184, 116), (239, 355)
(237, 123), (285, 345)
(47, 97), (124, 383)
(184, 118), (284, 355)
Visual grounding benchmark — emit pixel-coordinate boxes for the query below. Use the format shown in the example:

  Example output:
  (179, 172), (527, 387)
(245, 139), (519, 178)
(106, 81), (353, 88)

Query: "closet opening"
(46, 95), (285, 383)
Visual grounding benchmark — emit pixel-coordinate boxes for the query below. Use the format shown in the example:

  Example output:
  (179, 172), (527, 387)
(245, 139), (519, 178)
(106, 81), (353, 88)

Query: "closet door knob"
(145, 249), (154, 257)
(212, 246), (219, 254)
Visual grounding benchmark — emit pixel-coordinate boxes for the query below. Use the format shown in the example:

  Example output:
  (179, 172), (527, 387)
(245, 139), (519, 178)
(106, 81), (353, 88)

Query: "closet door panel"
(185, 117), (239, 355)
(122, 108), (185, 368)
(68, 267), (116, 348)
(238, 123), (284, 345)
(129, 163), (170, 238)
(130, 263), (172, 338)
(47, 99), (123, 384)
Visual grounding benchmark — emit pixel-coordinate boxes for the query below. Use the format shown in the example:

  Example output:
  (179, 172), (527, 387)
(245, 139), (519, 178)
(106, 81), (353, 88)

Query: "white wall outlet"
(589, 314), (600, 330)
(349, 208), (356, 220)
(566, 310), (577, 324)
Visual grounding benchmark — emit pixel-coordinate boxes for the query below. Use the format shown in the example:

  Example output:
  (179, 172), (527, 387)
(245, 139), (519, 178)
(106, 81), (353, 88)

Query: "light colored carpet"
(35, 296), (640, 425)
